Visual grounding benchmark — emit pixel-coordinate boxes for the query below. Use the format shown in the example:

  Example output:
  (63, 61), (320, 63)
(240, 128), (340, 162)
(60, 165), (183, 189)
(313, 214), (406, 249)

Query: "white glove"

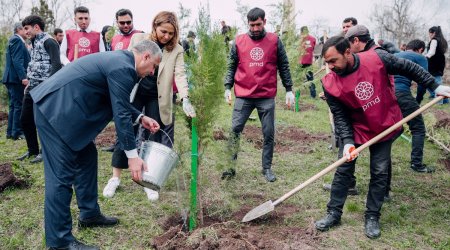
(285, 91), (295, 108)
(343, 144), (358, 162)
(224, 89), (232, 105)
(434, 85), (450, 98)
(182, 98), (196, 117)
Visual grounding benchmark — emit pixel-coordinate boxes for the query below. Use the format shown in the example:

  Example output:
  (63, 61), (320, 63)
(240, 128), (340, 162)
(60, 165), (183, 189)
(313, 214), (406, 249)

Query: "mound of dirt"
(95, 126), (116, 147)
(243, 125), (329, 153)
(429, 109), (450, 128)
(0, 111), (8, 126)
(276, 99), (319, 112)
(0, 163), (28, 192)
(213, 128), (228, 141)
(152, 205), (320, 249)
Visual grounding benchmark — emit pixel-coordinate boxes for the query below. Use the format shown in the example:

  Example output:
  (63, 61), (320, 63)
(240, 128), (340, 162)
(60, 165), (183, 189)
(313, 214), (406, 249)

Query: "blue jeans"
(5, 83), (25, 137)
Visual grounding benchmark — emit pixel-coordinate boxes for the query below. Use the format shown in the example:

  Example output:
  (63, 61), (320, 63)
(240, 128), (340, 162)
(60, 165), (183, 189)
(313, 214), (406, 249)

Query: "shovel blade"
(242, 200), (275, 223)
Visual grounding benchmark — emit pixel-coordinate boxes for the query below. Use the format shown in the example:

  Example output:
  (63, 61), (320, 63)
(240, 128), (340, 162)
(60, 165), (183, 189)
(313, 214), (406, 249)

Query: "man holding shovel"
(223, 7), (295, 182)
(31, 40), (161, 249)
(315, 36), (450, 239)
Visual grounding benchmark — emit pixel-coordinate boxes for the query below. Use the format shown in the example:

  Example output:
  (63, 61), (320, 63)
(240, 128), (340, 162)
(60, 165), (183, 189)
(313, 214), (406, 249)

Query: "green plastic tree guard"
(189, 118), (199, 231)
(295, 89), (300, 112)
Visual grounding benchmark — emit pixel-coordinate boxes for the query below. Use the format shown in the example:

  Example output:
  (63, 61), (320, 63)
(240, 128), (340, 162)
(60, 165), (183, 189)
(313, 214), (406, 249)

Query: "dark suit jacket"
(2, 34), (30, 84)
(30, 50), (142, 151)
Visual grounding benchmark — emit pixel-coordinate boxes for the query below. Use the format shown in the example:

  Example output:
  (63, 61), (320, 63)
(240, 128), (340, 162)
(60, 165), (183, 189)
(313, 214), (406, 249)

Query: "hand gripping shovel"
(242, 96), (444, 222)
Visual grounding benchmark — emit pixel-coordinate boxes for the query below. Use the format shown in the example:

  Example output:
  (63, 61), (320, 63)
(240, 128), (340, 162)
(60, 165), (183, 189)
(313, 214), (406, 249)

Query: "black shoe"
(262, 168), (276, 182)
(13, 134), (26, 140)
(17, 151), (31, 161)
(364, 216), (381, 239)
(322, 183), (359, 196)
(221, 168), (236, 180)
(78, 214), (119, 228)
(315, 211), (341, 231)
(47, 239), (99, 250)
(6, 134), (13, 139)
(411, 163), (435, 173)
(101, 144), (115, 152)
(30, 154), (43, 164)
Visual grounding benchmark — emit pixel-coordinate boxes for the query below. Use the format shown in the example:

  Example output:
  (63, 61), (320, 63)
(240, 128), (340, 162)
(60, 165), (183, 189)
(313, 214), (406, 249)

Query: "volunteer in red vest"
(60, 6), (105, 65)
(299, 26), (316, 68)
(315, 36), (450, 239)
(222, 7), (294, 182)
(111, 9), (143, 51)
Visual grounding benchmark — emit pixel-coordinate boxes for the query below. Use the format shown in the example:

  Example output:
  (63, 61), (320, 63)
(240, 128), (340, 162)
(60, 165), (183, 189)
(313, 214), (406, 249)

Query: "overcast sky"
(53, 0), (450, 39)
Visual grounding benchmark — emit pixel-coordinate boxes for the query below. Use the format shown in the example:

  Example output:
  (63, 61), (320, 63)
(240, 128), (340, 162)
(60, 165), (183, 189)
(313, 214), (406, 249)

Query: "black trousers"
(327, 138), (394, 219)
(21, 88), (40, 155)
(395, 91), (426, 166)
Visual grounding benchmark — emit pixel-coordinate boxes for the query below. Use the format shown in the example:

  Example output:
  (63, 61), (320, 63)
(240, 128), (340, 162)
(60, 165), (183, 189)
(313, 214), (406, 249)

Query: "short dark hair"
(322, 36), (350, 56)
(343, 17), (358, 25)
(406, 39), (425, 52)
(74, 6), (89, 15)
(53, 28), (63, 35)
(115, 9), (133, 20)
(247, 7), (265, 22)
(348, 34), (371, 43)
(22, 15), (45, 31)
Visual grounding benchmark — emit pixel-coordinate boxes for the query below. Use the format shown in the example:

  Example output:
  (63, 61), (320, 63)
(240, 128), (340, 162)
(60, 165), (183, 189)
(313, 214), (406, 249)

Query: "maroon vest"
(234, 32), (278, 98)
(299, 35), (316, 65)
(66, 29), (100, 61)
(322, 50), (402, 144)
(111, 30), (142, 51)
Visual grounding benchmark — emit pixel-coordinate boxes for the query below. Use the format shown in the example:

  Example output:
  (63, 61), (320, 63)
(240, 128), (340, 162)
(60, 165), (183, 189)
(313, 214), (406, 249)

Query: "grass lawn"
(0, 88), (449, 249)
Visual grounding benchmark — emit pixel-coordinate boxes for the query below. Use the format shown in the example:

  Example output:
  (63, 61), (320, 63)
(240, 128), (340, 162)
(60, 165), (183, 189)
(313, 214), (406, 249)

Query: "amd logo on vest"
(354, 81), (381, 112)
(249, 47), (264, 67)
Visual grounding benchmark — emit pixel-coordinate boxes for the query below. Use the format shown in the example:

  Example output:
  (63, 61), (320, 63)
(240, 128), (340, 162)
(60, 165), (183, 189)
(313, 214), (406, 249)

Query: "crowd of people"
(2, 5), (449, 249)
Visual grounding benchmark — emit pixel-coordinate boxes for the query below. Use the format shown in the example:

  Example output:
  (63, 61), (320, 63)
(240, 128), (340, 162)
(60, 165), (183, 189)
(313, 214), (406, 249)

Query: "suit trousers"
(327, 138), (393, 219)
(228, 97), (275, 169)
(21, 88), (40, 155)
(5, 83), (25, 137)
(35, 106), (101, 248)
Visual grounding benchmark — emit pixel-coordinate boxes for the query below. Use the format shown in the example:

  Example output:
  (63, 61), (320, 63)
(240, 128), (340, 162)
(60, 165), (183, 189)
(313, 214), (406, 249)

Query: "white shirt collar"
(76, 26), (92, 33)
(15, 34), (26, 43)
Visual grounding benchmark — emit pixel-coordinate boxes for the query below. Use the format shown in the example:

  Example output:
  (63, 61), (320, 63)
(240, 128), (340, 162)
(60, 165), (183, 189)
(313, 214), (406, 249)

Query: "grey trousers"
(228, 97), (275, 169)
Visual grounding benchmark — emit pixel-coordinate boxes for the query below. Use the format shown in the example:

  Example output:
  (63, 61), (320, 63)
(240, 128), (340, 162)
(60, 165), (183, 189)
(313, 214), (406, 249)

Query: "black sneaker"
(221, 168), (236, 180)
(411, 163), (434, 173)
(47, 238), (99, 250)
(364, 216), (381, 239)
(17, 151), (32, 161)
(30, 154), (43, 164)
(315, 211), (341, 231)
(261, 168), (276, 182)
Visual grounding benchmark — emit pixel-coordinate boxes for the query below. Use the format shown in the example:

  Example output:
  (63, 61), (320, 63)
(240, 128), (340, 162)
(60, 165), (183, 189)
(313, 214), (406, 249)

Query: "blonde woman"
(103, 11), (195, 201)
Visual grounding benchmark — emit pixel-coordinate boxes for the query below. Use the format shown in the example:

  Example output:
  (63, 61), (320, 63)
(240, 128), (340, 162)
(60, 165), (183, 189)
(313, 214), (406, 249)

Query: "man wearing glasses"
(60, 6), (105, 65)
(111, 9), (143, 51)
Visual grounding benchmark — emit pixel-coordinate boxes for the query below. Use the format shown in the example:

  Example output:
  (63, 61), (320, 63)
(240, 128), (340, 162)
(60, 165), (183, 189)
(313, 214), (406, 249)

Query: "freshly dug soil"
(428, 109), (450, 128)
(243, 125), (329, 153)
(0, 163), (27, 192)
(153, 204), (320, 249)
(0, 111), (7, 126)
(213, 128), (228, 141)
(440, 158), (450, 172)
(95, 125), (116, 147)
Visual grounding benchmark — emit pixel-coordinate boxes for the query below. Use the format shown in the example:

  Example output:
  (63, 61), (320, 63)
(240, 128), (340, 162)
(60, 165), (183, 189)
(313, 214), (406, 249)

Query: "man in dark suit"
(2, 22), (30, 140)
(30, 40), (162, 250)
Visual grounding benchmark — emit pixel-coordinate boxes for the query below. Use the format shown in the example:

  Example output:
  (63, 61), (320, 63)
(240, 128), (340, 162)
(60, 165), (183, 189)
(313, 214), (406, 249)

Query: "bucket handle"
(143, 126), (174, 149)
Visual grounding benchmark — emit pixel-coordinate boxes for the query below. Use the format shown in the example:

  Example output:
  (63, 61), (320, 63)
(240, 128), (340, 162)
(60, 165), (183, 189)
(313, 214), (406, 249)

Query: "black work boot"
(221, 168), (236, 180)
(410, 163), (435, 173)
(261, 168), (276, 182)
(315, 211), (341, 231)
(364, 216), (381, 239)
(78, 213), (119, 228)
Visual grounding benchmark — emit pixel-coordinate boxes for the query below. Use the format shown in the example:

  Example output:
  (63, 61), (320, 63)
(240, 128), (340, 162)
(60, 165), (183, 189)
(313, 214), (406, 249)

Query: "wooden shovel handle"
(273, 96), (444, 206)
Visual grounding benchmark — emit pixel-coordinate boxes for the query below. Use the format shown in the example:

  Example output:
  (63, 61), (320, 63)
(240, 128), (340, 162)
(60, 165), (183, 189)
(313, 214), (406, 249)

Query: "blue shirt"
(394, 51), (428, 92)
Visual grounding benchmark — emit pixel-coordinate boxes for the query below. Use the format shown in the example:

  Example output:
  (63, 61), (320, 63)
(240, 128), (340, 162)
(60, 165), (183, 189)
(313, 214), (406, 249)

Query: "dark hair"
(343, 17), (358, 25)
(322, 36), (350, 56)
(53, 28), (63, 35)
(74, 6), (89, 15)
(115, 8), (133, 20)
(247, 7), (265, 22)
(406, 39), (425, 52)
(300, 26), (309, 34)
(429, 26), (448, 54)
(187, 30), (196, 38)
(101, 25), (111, 38)
(348, 34), (371, 43)
(22, 15), (45, 31)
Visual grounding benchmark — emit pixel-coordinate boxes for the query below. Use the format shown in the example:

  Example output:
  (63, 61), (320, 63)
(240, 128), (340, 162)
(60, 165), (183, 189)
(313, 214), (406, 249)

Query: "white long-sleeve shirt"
(60, 26), (105, 65)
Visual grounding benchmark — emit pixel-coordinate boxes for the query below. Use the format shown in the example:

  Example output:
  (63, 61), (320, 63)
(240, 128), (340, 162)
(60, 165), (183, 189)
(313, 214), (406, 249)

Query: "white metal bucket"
(135, 141), (179, 190)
